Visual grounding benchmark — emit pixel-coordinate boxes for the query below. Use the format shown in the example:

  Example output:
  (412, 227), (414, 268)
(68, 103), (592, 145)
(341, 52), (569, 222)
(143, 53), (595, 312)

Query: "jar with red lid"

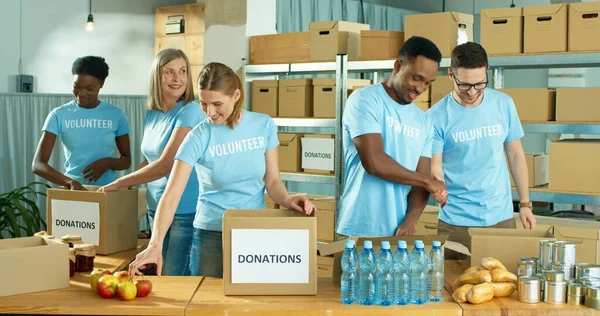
(68, 248), (76, 277)
(74, 244), (95, 272)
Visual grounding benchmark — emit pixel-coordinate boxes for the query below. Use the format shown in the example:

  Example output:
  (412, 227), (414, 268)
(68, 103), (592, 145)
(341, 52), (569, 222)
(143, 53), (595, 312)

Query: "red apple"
(90, 268), (111, 293)
(97, 275), (119, 298)
(135, 279), (153, 298)
(116, 281), (137, 301)
(113, 270), (130, 284)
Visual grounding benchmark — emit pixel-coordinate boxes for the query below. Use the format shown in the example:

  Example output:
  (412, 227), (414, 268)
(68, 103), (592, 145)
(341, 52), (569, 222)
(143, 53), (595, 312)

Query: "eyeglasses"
(451, 74), (488, 92)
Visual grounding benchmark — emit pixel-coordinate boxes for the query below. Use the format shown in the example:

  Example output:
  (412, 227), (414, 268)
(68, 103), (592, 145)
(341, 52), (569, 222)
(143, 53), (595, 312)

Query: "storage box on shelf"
(279, 79), (313, 118)
(251, 80), (278, 117)
(480, 7), (523, 55)
(312, 78), (371, 118)
(499, 88), (555, 122)
(568, 2), (600, 52)
(523, 4), (568, 53)
(301, 134), (335, 175)
(556, 87), (600, 122)
(278, 133), (302, 173)
(309, 21), (370, 62)
(249, 32), (311, 64)
(550, 139), (600, 194)
(404, 12), (474, 58)
(508, 153), (549, 188)
(359, 30), (404, 60)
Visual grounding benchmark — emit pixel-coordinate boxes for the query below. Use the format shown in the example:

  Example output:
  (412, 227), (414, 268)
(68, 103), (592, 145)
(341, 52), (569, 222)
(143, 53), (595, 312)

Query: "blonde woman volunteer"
(99, 49), (205, 276)
(129, 62), (315, 277)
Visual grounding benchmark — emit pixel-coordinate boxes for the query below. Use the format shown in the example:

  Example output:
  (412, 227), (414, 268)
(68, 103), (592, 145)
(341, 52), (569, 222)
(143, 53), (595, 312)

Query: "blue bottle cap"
(433, 240), (441, 247)
(381, 241), (391, 250)
(416, 240), (425, 248)
(415, 239), (423, 246)
(363, 240), (373, 249)
(397, 240), (407, 248)
(345, 239), (355, 248)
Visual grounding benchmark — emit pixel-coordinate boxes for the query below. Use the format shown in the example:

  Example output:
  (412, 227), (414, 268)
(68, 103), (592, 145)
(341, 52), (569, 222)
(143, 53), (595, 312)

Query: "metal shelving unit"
(245, 51), (600, 219)
(244, 55), (349, 230)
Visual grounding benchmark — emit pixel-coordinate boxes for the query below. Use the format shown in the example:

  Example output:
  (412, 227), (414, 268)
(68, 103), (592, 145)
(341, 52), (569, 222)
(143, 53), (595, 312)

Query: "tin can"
(553, 263), (575, 281)
(568, 283), (585, 297)
(554, 241), (576, 265)
(539, 240), (555, 271)
(518, 277), (541, 304)
(546, 271), (565, 282)
(567, 295), (584, 306)
(580, 264), (600, 280)
(518, 260), (537, 278)
(575, 263), (593, 280)
(546, 281), (567, 304)
(585, 296), (600, 310)
(588, 286), (600, 300)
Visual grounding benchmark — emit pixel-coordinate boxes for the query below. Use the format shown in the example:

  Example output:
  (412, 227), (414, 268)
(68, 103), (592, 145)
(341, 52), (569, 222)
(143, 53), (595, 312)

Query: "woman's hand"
(283, 195), (316, 215)
(129, 244), (163, 276)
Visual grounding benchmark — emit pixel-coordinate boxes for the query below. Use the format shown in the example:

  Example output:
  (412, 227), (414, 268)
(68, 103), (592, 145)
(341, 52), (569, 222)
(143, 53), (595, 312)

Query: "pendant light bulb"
(86, 14), (94, 32)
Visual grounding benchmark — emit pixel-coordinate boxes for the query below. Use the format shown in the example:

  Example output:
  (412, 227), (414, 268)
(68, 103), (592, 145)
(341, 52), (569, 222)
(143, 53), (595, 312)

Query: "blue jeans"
(148, 211), (194, 276)
(189, 228), (223, 278)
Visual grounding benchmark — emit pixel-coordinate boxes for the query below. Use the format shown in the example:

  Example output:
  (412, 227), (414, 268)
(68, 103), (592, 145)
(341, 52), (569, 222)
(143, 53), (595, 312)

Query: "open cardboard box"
(444, 227), (555, 274)
(318, 234), (448, 284)
(0, 236), (69, 297)
(222, 209), (317, 296)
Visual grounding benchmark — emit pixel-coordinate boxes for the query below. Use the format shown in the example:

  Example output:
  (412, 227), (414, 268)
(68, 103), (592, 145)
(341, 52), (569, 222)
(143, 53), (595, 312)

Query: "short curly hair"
(71, 56), (110, 82)
(398, 36), (442, 64)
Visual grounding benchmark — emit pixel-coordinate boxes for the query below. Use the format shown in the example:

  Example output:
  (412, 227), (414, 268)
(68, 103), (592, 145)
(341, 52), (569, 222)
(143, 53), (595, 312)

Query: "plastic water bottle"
(340, 239), (359, 304)
(410, 240), (429, 305)
(376, 241), (394, 306)
(429, 240), (445, 302)
(359, 240), (376, 305)
(393, 240), (411, 305)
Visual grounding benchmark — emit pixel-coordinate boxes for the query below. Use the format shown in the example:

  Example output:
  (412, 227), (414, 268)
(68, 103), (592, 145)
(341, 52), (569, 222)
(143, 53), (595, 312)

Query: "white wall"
(0, 0), (194, 95)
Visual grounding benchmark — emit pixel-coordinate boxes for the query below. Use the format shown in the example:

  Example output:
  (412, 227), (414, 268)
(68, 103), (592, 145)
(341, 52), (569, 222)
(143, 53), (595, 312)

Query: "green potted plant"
(0, 182), (49, 239)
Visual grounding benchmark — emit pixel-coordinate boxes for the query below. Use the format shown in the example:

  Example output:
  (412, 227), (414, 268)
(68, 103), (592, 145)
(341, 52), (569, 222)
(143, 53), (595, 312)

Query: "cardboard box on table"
(222, 209), (317, 295)
(46, 188), (138, 255)
(0, 236), (69, 297)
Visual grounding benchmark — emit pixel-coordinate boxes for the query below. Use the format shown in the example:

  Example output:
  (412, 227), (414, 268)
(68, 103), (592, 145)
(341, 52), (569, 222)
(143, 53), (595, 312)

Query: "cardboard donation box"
(301, 134), (334, 174)
(416, 205), (439, 236)
(47, 188), (138, 255)
(523, 4), (568, 53)
(0, 236), (69, 297)
(223, 209), (317, 295)
(444, 228), (555, 274)
(568, 2), (600, 52)
(480, 7), (523, 55)
(278, 79), (313, 118)
(404, 12), (473, 57)
(309, 21), (370, 61)
(318, 235), (447, 284)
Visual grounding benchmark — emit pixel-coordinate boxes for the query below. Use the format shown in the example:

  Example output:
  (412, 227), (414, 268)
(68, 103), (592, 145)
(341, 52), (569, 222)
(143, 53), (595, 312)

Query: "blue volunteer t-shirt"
(141, 101), (206, 215)
(175, 110), (279, 231)
(336, 84), (434, 237)
(427, 88), (524, 227)
(42, 101), (130, 186)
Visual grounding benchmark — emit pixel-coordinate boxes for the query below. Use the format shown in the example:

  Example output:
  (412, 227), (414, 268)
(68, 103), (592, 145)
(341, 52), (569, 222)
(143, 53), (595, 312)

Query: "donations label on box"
(50, 199), (100, 245)
(230, 229), (310, 284)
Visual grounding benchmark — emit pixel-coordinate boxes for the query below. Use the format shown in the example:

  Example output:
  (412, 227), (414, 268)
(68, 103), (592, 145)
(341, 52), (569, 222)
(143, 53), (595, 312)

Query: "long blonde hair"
(198, 62), (245, 129)
(146, 49), (194, 110)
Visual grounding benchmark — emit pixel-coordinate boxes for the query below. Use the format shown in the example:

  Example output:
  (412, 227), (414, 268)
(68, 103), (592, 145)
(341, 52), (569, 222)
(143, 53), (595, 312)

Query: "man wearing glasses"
(427, 42), (536, 258)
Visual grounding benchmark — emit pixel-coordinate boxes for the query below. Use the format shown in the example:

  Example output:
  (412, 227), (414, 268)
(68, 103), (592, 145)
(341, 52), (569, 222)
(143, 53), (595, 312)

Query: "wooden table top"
(186, 277), (462, 316)
(445, 260), (599, 316)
